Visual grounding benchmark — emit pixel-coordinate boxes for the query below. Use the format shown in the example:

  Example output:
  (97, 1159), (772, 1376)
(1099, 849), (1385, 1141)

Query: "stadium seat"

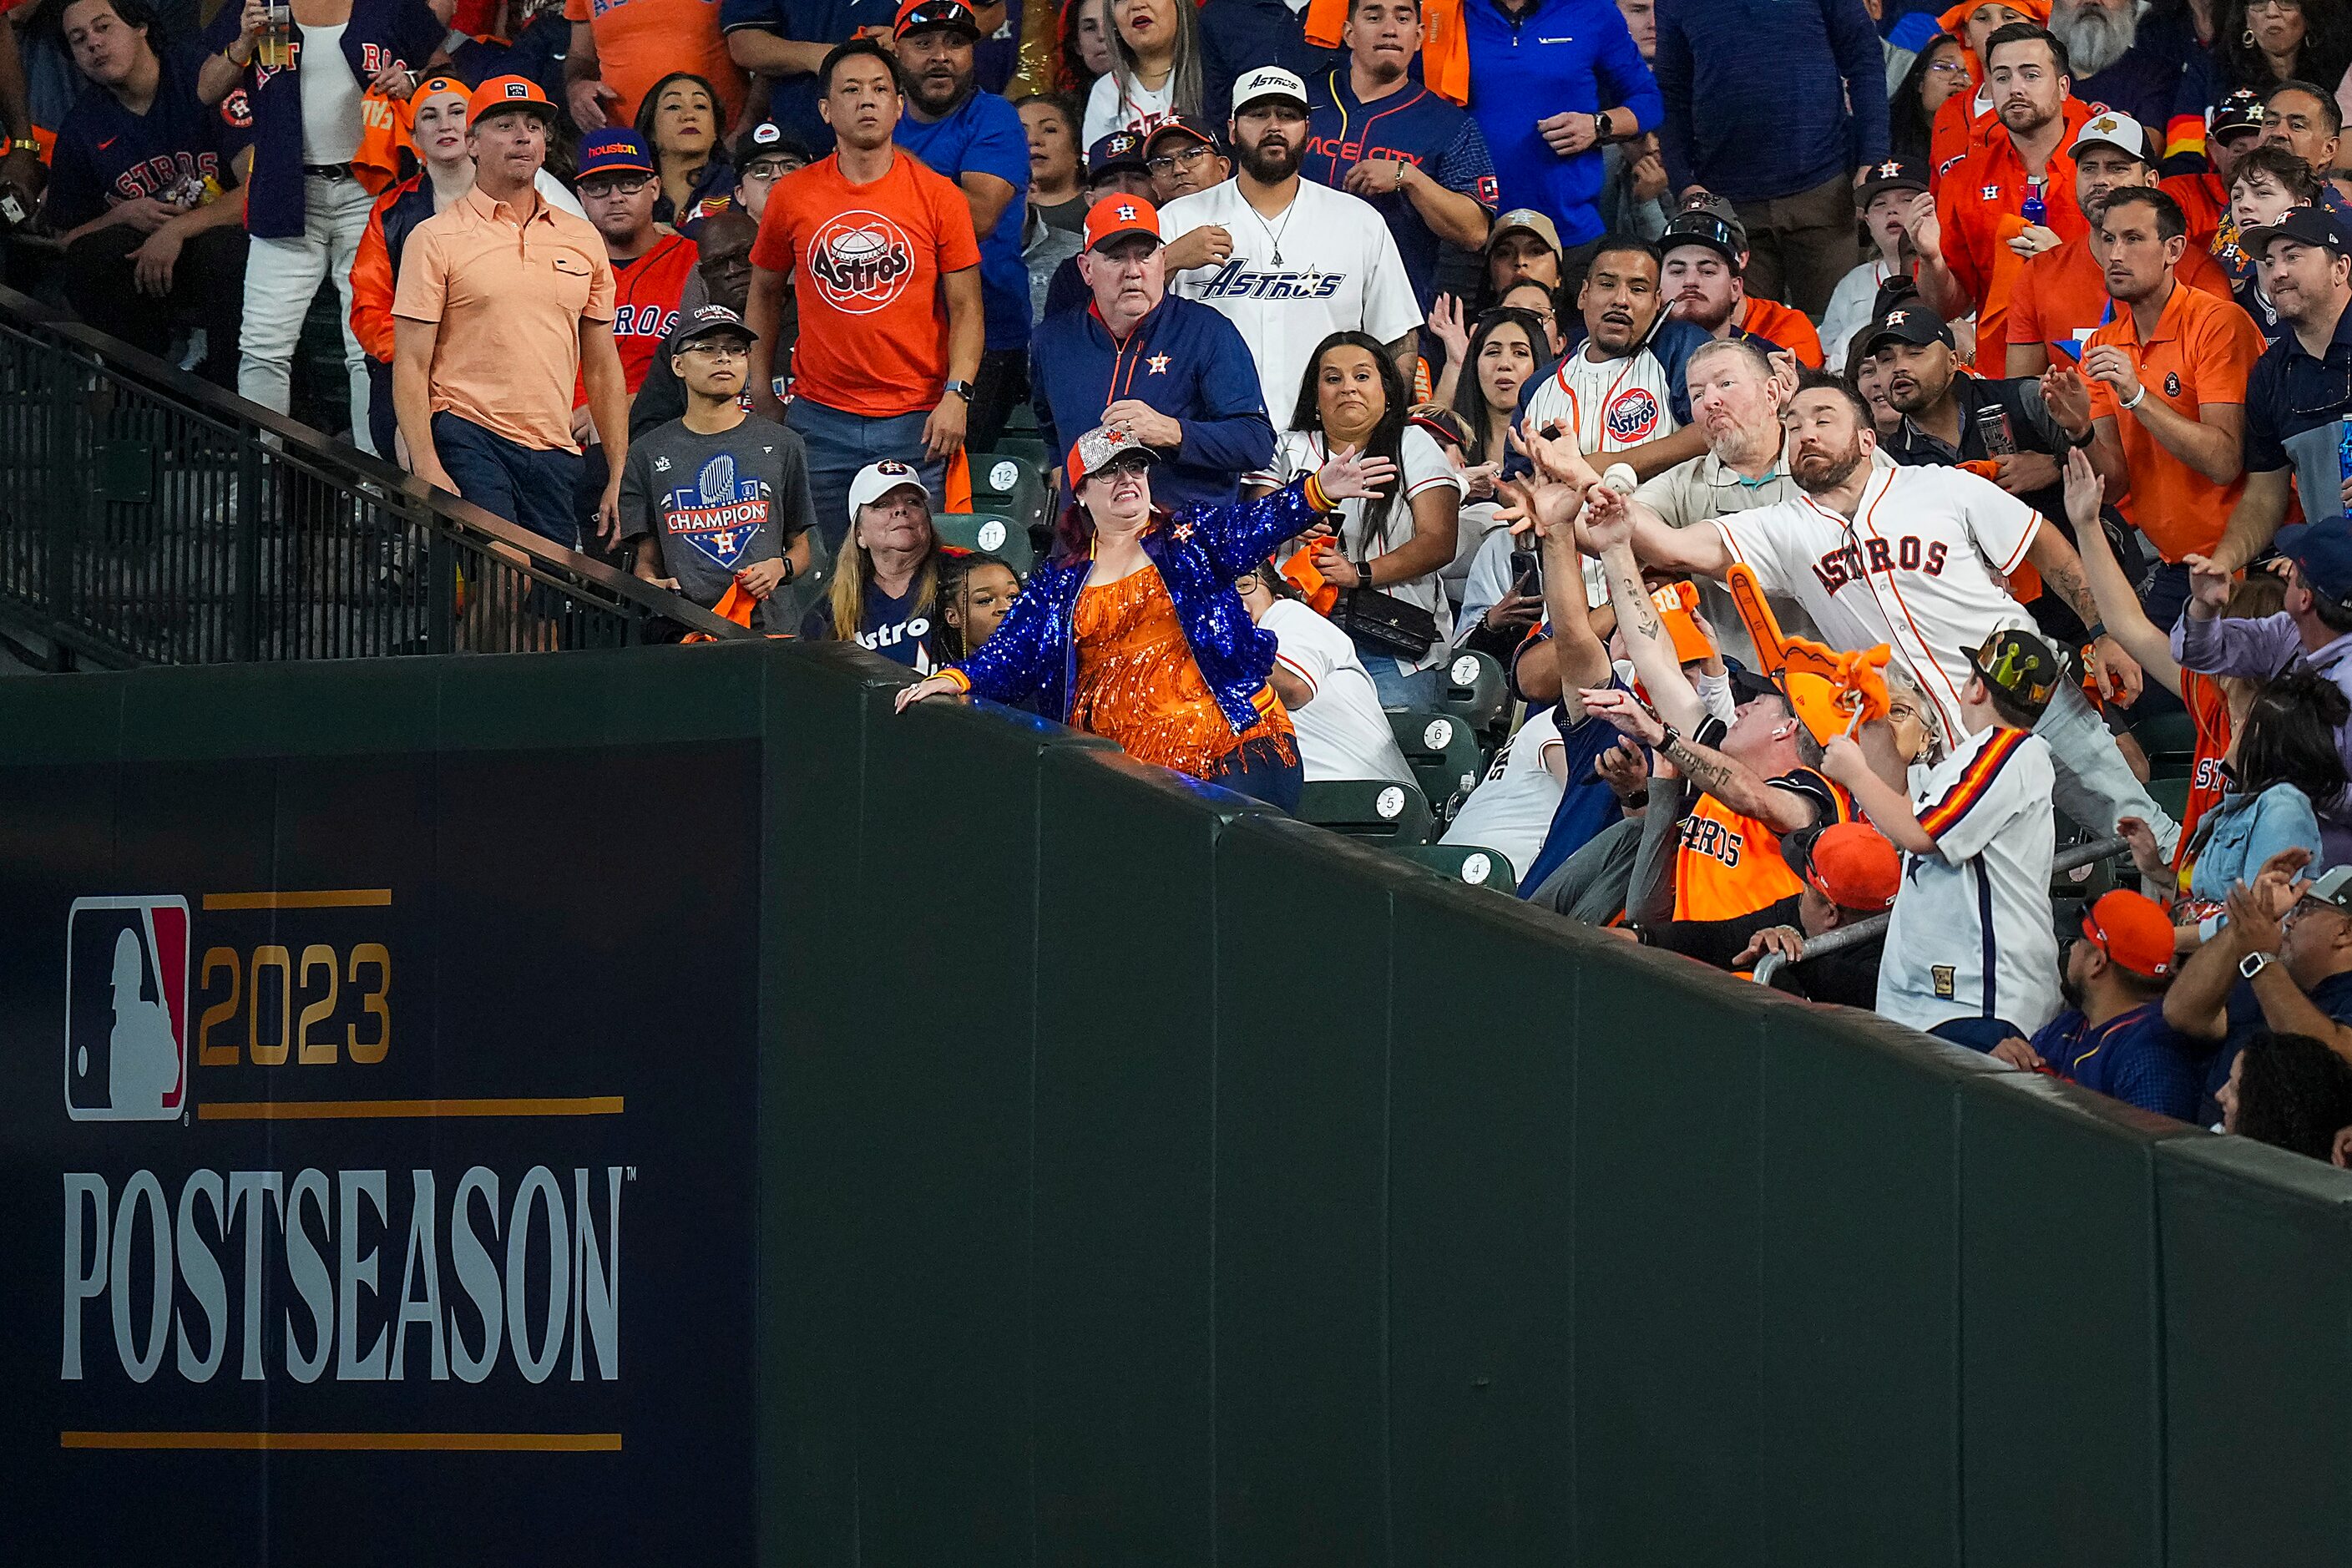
(1398, 842), (1516, 890)
(1388, 709), (1486, 818)
(1296, 778), (1434, 845)
(987, 432), (1051, 474)
(770, 548), (835, 634)
(1439, 648), (1510, 740)
(2145, 773), (2191, 823)
(2130, 707), (2195, 777)
(933, 512), (1035, 574)
(969, 453), (1049, 544)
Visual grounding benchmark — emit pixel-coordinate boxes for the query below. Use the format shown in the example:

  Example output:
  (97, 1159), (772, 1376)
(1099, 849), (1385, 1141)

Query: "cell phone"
(1974, 404), (2017, 457)
(1510, 549), (1539, 595)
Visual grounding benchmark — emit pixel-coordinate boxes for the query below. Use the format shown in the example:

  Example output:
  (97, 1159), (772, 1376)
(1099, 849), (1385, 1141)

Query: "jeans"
(432, 412), (584, 549)
(238, 174), (376, 453)
(786, 397), (945, 553)
(2036, 675), (2179, 854)
(1207, 731), (1303, 812)
(1350, 635), (1442, 708)
(63, 221), (247, 387)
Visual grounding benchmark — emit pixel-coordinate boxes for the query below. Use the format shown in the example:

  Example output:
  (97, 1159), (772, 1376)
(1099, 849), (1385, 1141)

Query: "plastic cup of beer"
(257, 2), (292, 68)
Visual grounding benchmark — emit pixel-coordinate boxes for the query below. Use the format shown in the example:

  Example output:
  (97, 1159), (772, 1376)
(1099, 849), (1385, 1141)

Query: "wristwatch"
(1657, 721), (1680, 755)
(942, 379), (974, 402)
(2240, 949), (2282, 979)
(1595, 109), (1617, 142)
(6, 139), (36, 154)
(779, 556), (797, 586)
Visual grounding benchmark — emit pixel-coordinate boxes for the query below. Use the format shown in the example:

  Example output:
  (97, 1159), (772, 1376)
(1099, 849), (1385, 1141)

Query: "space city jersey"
(1158, 175), (1423, 432)
(618, 415), (812, 632)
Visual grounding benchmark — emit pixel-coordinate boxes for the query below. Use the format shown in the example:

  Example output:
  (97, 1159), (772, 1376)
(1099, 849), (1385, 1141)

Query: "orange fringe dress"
(1067, 565), (1297, 781)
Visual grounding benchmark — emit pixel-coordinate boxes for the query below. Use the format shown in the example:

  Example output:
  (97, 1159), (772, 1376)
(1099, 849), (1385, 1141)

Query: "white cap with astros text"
(1230, 67), (1310, 116)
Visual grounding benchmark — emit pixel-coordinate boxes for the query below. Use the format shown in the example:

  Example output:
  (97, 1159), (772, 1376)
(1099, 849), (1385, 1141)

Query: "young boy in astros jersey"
(1820, 627), (2063, 1046)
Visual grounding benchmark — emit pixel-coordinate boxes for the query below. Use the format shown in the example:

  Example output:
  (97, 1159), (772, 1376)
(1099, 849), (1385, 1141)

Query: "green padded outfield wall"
(3, 638), (2349, 1566)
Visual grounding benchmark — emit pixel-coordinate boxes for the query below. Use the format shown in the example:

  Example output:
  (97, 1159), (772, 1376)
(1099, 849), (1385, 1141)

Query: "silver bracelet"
(2118, 382), (2147, 411)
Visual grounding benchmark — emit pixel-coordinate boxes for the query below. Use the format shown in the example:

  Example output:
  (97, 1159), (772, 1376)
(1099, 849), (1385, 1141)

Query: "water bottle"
(2021, 178), (2046, 228)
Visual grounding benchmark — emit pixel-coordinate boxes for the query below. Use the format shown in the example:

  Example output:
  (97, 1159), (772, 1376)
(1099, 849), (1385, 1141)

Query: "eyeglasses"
(1099, 453), (1152, 477)
(1146, 144), (1214, 175)
(680, 340), (749, 359)
(579, 174), (653, 197)
(1926, 59), (1971, 77)
(2250, 0), (2301, 13)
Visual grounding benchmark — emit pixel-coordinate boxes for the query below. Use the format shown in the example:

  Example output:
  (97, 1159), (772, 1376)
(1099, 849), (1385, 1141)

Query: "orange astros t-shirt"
(751, 150), (982, 417)
(564, 0), (746, 129)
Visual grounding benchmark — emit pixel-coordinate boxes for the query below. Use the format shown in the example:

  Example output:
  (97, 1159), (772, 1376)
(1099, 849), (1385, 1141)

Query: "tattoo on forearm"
(1616, 562), (1662, 641)
(2044, 554), (2098, 625)
(1665, 736), (1743, 802)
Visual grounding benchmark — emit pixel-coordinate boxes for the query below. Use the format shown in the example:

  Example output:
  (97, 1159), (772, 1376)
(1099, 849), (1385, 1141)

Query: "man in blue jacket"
(1652, 0), (1889, 316)
(1464, 0), (1659, 294)
(1029, 195), (1274, 513)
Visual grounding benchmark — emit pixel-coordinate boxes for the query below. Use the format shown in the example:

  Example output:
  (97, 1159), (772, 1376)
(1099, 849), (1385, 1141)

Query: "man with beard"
(1870, 300), (2127, 660)
(2006, 111), (2232, 376)
(1301, 0), (1497, 310)
(1928, 0), (2041, 184)
(2045, 0), (2194, 136)
(1029, 195), (1273, 512)
(1161, 66), (1421, 426)
(2041, 187), (2263, 626)
(2196, 208), (2352, 573)
(747, 38), (983, 547)
(1608, 368), (2177, 852)
(1516, 235), (1709, 479)
(1913, 23), (2097, 378)
(1658, 205), (1824, 366)
(1993, 888), (2196, 1119)
(1651, 0), (1887, 316)
(893, 0), (1031, 449)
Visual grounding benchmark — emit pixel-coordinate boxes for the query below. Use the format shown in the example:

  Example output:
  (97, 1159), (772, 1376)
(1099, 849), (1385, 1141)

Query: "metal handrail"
(0, 284), (752, 665)
(1751, 832), (2133, 988)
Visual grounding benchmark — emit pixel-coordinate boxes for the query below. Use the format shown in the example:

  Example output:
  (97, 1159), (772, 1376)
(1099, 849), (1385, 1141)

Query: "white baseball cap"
(2070, 110), (2151, 163)
(1231, 66), (1310, 116)
(846, 459), (931, 525)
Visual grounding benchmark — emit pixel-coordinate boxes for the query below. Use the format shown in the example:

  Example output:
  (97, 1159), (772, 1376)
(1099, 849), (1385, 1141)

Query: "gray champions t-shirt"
(620, 415), (815, 630)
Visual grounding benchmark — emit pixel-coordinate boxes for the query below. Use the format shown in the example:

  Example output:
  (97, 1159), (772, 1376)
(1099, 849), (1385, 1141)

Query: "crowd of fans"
(17, 0), (2352, 1160)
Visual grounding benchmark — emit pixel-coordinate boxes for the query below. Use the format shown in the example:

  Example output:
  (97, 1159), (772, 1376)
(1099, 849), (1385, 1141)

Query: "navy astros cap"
(1863, 301), (1955, 353)
(2274, 519), (2352, 603)
(1087, 130), (1150, 181)
(1858, 156), (1930, 205)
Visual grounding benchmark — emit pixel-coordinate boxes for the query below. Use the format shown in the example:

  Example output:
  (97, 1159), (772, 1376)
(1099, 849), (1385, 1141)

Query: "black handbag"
(1334, 584), (1439, 660)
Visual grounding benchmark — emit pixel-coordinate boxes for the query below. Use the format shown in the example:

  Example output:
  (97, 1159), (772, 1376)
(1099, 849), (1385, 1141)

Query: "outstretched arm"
(2061, 448), (2182, 695)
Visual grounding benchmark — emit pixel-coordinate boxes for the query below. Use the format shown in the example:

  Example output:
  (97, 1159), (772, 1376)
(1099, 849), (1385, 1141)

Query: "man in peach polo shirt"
(392, 77), (631, 552)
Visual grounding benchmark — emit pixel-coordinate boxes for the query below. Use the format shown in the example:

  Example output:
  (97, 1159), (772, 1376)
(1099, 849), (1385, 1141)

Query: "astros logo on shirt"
(662, 453), (771, 570)
(1606, 387), (1661, 443)
(807, 210), (915, 315)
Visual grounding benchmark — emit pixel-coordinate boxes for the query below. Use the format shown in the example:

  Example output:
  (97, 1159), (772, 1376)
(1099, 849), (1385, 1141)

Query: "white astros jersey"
(1711, 461), (2041, 742)
(1877, 722), (2061, 1035)
(1159, 177), (1423, 429)
(1520, 342), (1680, 454)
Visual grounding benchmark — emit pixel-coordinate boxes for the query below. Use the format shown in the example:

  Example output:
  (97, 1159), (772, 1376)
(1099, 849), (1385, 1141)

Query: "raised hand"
(1316, 444), (1400, 502)
(1424, 292), (1470, 362)
(2061, 444), (2105, 530)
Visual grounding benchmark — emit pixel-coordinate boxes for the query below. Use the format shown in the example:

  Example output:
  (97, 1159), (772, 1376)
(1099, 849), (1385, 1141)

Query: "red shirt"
(2006, 229), (2232, 365)
(609, 232), (698, 393)
(750, 150), (982, 417)
(1935, 96), (2097, 377)
(2177, 670), (2231, 874)
(1930, 89), (1996, 186)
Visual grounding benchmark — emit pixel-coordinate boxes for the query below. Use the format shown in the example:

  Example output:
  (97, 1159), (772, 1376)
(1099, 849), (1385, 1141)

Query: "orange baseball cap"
(1084, 193), (1161, 252)
(1649, 579), (1712, 665)
(413, 73), (468, 107)
(2081, 889), (2174, 979)
(466, 75), (558, 127)
(1784, 822), (1902, 912)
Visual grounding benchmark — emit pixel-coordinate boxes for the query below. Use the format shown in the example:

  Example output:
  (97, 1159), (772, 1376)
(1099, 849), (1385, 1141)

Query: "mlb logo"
(63, 896), (190, 1121)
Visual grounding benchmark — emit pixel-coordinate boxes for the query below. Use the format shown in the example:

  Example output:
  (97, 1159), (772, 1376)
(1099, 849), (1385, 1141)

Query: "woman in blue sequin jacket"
(896, 421), (1396, 810)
